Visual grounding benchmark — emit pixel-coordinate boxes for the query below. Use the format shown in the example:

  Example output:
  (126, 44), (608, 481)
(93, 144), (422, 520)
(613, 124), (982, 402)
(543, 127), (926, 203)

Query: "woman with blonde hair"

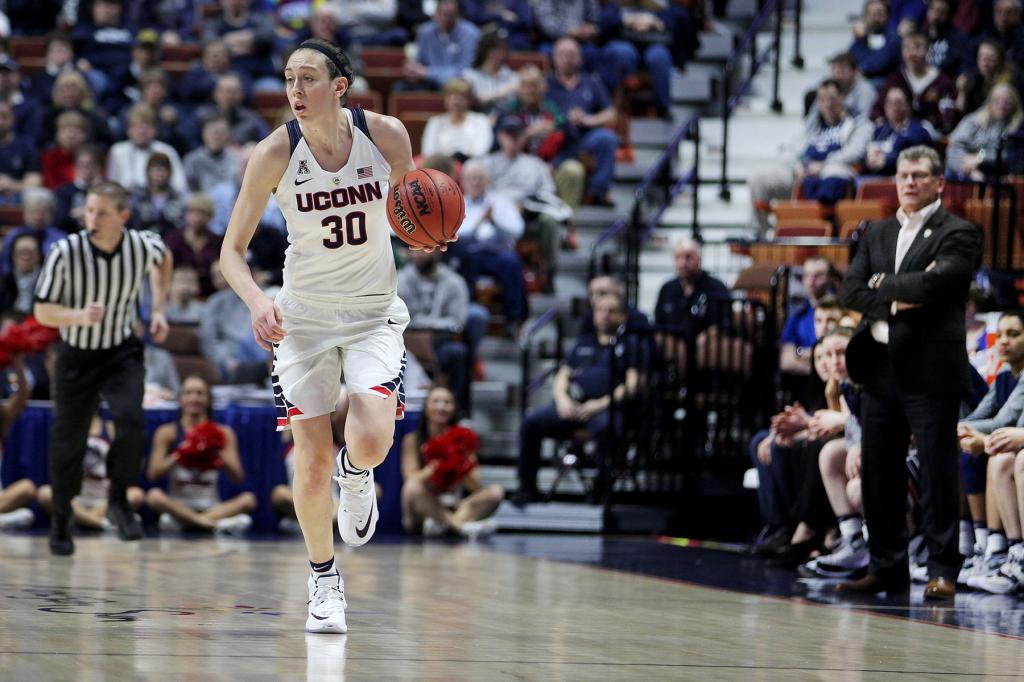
(420, 77), (494, 160)
(947, 82), (1024, 180)
(42, 71), (110, 145)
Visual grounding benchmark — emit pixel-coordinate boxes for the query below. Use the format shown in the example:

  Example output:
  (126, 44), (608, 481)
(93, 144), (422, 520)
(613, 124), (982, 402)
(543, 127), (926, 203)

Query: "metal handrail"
(519, 306), (563, 419)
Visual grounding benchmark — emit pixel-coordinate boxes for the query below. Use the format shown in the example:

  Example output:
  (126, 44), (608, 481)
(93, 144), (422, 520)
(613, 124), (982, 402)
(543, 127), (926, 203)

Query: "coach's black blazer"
(840, 206), (982, 396)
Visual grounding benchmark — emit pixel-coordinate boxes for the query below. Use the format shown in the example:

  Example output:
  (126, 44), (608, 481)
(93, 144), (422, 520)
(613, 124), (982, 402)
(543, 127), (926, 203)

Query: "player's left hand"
(410, 234), (458, 253)
(149, 312), (169, 344)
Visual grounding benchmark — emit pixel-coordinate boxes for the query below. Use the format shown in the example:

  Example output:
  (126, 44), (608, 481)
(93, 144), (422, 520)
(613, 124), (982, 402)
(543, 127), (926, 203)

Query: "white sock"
(974, 526), (990, 554)
(987, 532), (1008, 557)
(838, 516), (863, 541)
(959, 520), (975, 557)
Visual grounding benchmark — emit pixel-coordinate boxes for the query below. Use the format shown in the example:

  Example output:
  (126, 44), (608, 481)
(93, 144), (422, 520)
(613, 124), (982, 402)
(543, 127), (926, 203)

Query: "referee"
(34, 181), (172, 556)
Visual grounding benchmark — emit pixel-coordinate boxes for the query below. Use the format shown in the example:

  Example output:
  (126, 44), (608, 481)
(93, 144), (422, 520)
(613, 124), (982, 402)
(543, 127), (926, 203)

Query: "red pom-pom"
(0, 316), (60, 357)
(420, 425), (479, 492)
(172, 420), (227, 471)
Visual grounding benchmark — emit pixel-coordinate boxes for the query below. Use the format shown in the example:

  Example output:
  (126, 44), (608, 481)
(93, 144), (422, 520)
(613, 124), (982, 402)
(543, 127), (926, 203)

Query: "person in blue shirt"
(515, 293), (642, 504)
(399, 0), (482, 90)
(780, 257), (835, 378)
(546, 37), (619, 207)
(850, 0), (902, 85)
(864, 85), (936, 176)
(0, 100), (41, 205)
(70, 0), (135, 104)
(460, 0), (535, 51)
(0, 188), (65, 277)
(0, 57), (43, 147)
(923, 0), (967, 76)
(202, 0), (280, 91)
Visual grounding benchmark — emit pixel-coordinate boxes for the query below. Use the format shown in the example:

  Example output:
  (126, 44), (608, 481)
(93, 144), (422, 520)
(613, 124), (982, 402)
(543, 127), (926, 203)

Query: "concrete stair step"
(491, 500), (604, 532)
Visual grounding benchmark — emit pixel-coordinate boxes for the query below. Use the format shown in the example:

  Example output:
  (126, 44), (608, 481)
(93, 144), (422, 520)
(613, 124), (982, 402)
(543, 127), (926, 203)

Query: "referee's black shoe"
(49, 514), (74, 556)
(106, 498), (143, 541)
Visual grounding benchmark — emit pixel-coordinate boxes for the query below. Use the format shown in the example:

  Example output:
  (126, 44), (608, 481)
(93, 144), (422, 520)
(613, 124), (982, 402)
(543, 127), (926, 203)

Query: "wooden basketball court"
(0, 534), (1020, 680)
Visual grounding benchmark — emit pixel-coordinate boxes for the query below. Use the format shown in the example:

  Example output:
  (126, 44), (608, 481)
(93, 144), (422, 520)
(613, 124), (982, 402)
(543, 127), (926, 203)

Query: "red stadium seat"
(388, 92), (446, 118)
(855, 179), (898, 210)
(347, 91), (383, 112)
(774, 219), (833, 238)
(835, 199), (888, 225)
(772, 200), (823, 222)
(507, 51), (548, 73)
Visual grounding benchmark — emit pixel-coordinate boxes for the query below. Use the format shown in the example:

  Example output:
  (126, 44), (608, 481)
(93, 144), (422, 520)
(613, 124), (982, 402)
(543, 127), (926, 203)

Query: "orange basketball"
(387, 168), (465, 248)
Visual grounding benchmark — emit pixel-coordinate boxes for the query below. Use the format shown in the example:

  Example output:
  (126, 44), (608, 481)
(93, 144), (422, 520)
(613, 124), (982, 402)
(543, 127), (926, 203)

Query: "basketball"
(387, 168), (465, 248)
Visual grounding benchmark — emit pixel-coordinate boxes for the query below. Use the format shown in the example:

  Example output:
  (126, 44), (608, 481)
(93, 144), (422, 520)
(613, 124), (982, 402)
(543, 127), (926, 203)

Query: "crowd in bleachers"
(751, 0), (1024, 240)
(0, 0), (707, 538)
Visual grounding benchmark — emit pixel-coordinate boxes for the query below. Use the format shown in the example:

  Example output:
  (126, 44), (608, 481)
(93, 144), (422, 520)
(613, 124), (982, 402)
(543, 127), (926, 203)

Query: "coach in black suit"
(839, 145), (981, 599)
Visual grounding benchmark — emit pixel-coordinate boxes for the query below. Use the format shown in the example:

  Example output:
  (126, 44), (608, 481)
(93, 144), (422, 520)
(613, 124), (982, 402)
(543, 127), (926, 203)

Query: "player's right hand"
(249, 295), (286, 351)
(81, 302), (105, 324)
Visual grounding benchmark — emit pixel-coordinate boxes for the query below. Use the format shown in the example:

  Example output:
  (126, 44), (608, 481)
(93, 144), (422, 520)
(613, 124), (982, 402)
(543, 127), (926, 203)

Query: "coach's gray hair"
(896, 145), (943, 176)
(22, 187), (55, 211)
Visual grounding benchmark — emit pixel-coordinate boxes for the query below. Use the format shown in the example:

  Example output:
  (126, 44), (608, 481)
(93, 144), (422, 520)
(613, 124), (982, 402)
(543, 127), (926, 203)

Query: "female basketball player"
(221, 38), (452, 634)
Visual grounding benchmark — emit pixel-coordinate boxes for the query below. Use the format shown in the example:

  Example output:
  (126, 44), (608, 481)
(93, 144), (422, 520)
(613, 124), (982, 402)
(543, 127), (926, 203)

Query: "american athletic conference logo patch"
(298, 160), (310, 175)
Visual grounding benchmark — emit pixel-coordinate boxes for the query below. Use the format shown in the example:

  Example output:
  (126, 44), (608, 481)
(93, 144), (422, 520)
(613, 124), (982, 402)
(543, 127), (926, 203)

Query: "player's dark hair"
(181, 374), (214, 418)
(294, 38), (353, 107)
(415, 385), (461, 449)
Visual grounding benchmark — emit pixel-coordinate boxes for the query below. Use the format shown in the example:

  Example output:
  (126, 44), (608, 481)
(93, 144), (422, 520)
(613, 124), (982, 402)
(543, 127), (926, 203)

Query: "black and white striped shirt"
(34, 229), (167, 350)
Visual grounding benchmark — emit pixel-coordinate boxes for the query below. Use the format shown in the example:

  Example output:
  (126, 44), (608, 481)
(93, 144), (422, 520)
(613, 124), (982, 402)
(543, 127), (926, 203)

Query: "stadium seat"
(835, 199), (887, 225)
(173, 355), (221, 386)
(387, 92), (446, 117)
(347, 91), (383, 112)
(158, 325), (200, 355)
(774, 219), (833, 238)
(838, 220), (867, 240)
(855, 178), (898, 209)
(772, 200), (823, 222)
(507, 51), (548, 73)
(0, 205), (24, 229)
(964, 198), (1022, 270)
(362, 47), (406, 68)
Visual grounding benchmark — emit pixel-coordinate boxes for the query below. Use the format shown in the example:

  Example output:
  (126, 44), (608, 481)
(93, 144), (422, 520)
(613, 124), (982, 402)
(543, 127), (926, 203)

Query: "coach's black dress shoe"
(49, 514), (74, 556)
(107, 499), (143, 541)
(836, 573), (909, 595)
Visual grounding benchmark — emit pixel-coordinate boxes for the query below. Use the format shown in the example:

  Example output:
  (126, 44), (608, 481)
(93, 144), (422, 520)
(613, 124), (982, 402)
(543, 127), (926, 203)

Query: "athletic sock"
(974, 523), (989, 554)
(310, 556), (336, 576)
(987, 531), (1008, 556)
(837, 515), (863, 542)
(959, 519), (975, 557)
(340, 447), (367, 477)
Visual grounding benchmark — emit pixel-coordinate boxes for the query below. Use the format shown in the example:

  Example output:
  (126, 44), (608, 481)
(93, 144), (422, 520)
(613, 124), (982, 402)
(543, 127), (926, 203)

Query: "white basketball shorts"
(272, 288), (409, 431)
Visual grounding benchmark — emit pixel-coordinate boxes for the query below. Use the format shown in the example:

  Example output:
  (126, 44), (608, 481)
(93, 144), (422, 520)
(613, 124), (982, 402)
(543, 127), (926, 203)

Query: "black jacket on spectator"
(654, 272), (730, 338)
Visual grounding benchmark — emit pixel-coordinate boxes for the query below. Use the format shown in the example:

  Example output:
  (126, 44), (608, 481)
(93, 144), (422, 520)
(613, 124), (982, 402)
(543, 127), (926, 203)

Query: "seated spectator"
(0, 188), (64, 276)
(749, 81), (871, 236)
(595, 0), (677, 118)
(869, 31), (958, 135)
(53, 144), (103, 233)
(0, 353), (33, 530)
(516, 293), (641, 504)
(0, 56), (43, 146)
(546, 37), (619, 207)
(532, 0), (620, 84)
(129, 152), (187, 234)
(70, 0), (135, 105)
(41, 111), (91, 191)
(461, 0), (535, 51)
(923, 0), (967, 76)
(202, 0), (280, 91)
(578, 274), (650, 337)
(165, 266), (207, 324)
(850, 0), (902, 85)
(864, 86), (935, 176)
(199, 260), (269, 382)
(463, 30), (520, 112)
(184, 116), (239, 193)
(127, 1), (200, 45)
(37, 412), (146, 531)
(399, 0), (481, 91)
(479, 115), (572, 284)
(421, 78), (494, 161)
(30, 33), (104, 104)
(969, 0), (1024, 68)
(179, 39), (250, 108)
(140, 319), (181, 404)
(110, 29), (164, 112)
(400, 385), (504, 538)
(654, 238), (730, 338)
(957, 311), (1024, 582)
(780, 257), (835, 378)
(118, 69), (190, 154)
(331, 0), (408, 47)
(107, 103), (188, 194)
(289, 5), (353, 55)
(41, 70), (111, 148)
(499, 65), (586, 209)
(145, 375), (257, 534)
(163, 194), (224, 297)
(957, 39), (1024, 117)
(947, 83), (1024, 180)
(193, 72), (268, 148)
(980, 441), (1024, 592)
(0, 100), (41, 203)
(270, 429), (341, 535)
(806, 52), (878, 119)
(448, 160), (527, 326)
(0, 232), (42, 317)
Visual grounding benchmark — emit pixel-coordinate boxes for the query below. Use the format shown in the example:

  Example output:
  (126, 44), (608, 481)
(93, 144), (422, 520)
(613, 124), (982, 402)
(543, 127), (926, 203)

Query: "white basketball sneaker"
(335, 448), (378, 547)
(306, 570), (348, 634)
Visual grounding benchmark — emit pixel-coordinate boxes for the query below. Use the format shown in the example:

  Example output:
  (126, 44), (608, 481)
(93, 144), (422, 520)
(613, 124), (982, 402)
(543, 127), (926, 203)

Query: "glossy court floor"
(0, 533), (1021, 680)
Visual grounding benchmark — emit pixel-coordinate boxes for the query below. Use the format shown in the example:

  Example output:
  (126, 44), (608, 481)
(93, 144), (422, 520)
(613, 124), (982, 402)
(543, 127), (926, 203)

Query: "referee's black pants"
(48, 338), (146, 517)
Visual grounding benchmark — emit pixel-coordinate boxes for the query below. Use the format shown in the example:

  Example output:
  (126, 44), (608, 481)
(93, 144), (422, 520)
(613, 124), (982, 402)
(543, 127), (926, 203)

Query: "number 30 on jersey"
(321, 211), (367, 249)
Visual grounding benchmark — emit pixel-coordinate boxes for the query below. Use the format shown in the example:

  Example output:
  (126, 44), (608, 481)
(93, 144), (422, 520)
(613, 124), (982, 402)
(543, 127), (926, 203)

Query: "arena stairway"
(471, 0), (788, 532)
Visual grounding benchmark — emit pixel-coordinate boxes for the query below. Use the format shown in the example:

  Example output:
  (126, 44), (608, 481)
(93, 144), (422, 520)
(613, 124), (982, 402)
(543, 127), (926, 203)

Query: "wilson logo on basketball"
(390, 186), (417, 235)
(408, 179), (432, 216)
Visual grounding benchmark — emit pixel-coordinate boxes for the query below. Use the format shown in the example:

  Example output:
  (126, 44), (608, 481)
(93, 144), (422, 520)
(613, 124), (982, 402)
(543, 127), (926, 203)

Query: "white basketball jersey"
(274, 108), (396, 303)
